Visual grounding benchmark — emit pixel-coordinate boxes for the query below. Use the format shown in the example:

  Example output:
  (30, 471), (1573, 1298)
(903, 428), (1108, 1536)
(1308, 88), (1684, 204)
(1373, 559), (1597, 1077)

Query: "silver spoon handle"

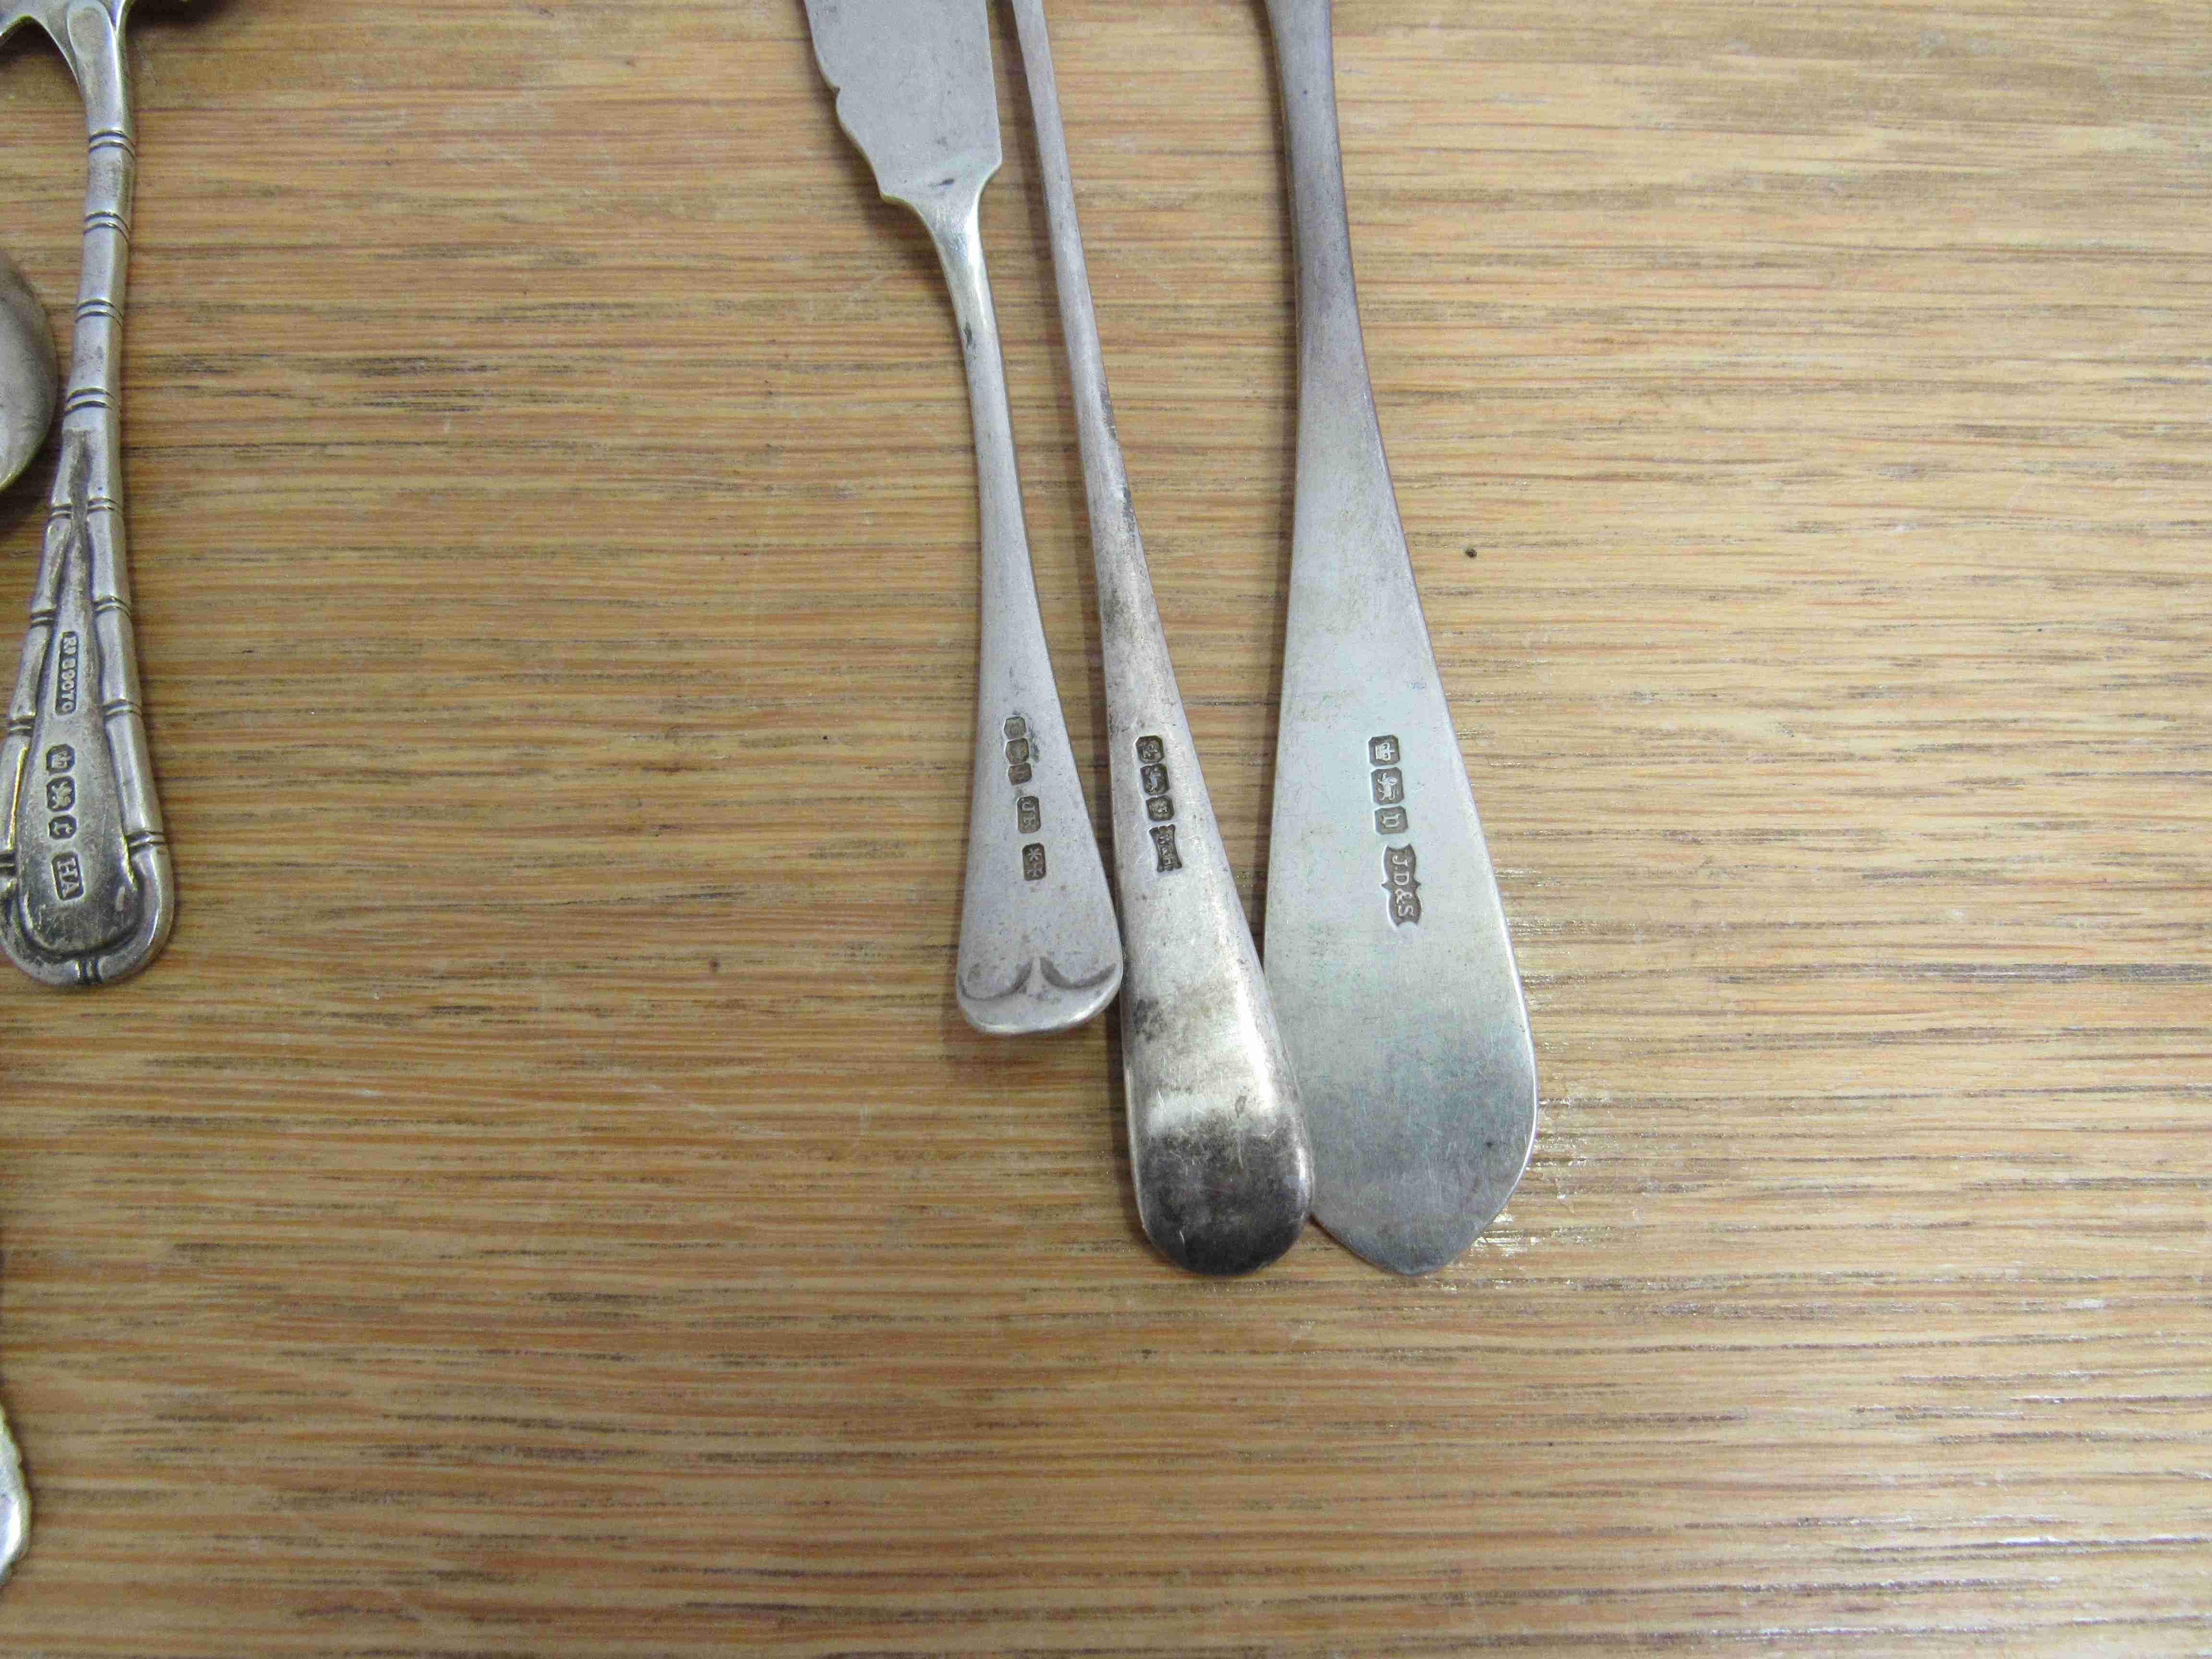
(923, 196), (1121, 1034)
(1011, 0), (1310, 1274)
(1262, 0), (1536, 1274)
(1, 2), (172, 986)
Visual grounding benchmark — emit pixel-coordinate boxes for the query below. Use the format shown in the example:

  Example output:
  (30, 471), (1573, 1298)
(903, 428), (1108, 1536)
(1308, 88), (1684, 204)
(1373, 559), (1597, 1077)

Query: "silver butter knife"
(1009, 0), (1310, 1274)
(802, 0), (1121, 1034)
(1261, 0), (1537, 1274)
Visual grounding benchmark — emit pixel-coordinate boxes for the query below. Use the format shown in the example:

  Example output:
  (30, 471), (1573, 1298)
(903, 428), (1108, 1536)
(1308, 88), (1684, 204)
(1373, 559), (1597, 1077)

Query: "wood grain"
(0, 0), (2205, 1652)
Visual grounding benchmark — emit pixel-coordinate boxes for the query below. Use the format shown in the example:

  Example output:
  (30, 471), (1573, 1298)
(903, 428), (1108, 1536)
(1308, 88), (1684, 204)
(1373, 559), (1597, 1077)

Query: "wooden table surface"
(0, 1), (2205, 1653)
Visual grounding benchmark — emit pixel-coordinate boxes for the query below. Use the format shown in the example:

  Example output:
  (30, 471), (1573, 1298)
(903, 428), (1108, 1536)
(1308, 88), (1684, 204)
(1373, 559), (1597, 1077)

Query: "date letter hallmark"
(1369, 735), (1421, 925)
(1136, 735), (1181, 873)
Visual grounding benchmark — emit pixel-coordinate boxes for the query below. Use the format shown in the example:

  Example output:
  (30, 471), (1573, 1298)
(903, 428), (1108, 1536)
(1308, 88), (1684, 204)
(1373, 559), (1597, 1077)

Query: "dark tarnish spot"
(1144, 1114), (1306, 1277)
(1125, 996), (1166, 1042)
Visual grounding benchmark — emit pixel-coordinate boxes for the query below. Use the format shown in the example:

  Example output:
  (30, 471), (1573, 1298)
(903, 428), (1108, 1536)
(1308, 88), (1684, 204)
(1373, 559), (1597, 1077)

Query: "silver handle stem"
(1, 0), (173, 986)
(1010, 0), (1311, 1274)
(923, 193), (1122, 1034)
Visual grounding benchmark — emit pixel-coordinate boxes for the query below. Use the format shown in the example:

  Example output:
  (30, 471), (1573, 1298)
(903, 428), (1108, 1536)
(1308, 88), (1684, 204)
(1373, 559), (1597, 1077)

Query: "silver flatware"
(1009, 0), (1310, 1274)
(0, 247), (52, 1589)
(1260, 0), (1537, 1274)
(0, 1399), (23, 1586)
(0, 252), (57, 488)
(803, 0), (1121, 1035)
(0, 0), (174, 986)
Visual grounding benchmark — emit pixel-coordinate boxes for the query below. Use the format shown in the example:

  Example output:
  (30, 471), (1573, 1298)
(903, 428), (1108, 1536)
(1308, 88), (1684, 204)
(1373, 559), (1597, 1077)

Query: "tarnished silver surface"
(1260, 0), (1537, 1275)
(0, 253), (57, 489)
(803, 0), (1121, 1035)
(0, 0), (174, 987)
(1010, 0), (1310, 1275)
(0, 1399), (24, 1586)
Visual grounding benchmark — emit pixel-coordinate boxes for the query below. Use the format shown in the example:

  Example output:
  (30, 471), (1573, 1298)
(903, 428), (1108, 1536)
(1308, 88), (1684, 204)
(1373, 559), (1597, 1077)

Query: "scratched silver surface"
(802, 0), (1120, 1034)
(0, 0), (174, 987)
(1260, 0), (1537, 1275)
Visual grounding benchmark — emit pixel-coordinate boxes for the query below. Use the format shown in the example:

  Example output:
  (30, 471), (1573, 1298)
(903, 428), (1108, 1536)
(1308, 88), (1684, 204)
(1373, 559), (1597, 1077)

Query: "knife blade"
(803, 0), (1122, 1035)
(1261, 0), (1538, 1274)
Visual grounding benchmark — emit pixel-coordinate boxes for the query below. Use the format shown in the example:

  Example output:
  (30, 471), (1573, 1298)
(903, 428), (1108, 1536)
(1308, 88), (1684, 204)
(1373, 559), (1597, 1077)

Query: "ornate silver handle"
(1261, 0), (1536, 1274)
(0, 0), (172, 986)
(921, 194), (1122, 1034)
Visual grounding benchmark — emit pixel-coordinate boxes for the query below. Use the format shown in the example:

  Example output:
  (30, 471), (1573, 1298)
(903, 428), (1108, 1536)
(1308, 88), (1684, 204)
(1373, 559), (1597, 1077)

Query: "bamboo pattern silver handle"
(0, 0), (172, 986)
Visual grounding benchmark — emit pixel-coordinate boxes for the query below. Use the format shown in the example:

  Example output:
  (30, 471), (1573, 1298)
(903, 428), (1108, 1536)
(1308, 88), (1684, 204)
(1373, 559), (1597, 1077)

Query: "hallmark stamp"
(1137, 735), (1182, 873)
(1370, 734), (1421, 924)
(40, 741), (81, 892)
(1383, 844), (1421, 926)
(54, 631), (80, 715)
(1006, 713), (1042, 858)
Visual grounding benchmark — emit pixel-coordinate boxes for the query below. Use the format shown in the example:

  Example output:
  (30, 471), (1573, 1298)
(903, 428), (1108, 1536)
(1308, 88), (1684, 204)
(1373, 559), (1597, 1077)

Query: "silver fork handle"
(1262, 0), (1537, 1274)
(923, 194), (1121, 1034)
(1010, 0), (1310, 1274)
(1, 0), (172, 986)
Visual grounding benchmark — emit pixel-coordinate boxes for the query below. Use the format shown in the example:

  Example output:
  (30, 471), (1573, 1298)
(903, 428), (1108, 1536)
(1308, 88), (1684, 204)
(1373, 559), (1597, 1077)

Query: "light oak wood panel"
(0, 0), (2204, 1652)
